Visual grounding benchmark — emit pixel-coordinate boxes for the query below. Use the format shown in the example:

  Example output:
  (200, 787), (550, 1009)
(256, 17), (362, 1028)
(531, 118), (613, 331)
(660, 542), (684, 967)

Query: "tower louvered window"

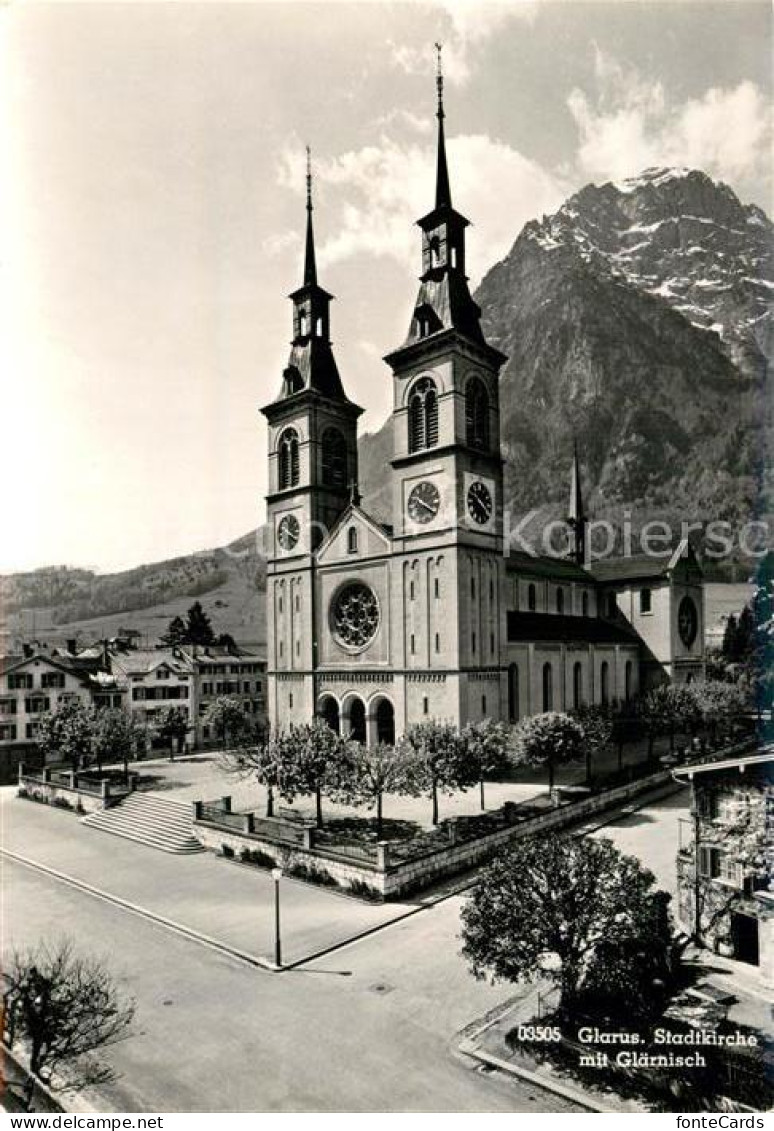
(321, 427), (347, 488)
(465, 377), (489, 449)
(278, 427), (300, 490)
(408, 377), (438, 453)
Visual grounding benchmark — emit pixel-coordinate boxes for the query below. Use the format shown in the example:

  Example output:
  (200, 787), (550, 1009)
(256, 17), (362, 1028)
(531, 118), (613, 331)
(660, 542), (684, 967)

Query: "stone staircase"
(82, 792), (205, 854)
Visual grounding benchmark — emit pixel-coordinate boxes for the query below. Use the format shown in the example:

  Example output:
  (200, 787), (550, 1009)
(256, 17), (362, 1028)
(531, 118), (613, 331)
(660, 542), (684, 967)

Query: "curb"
(458, 1037), (613, 1113)
(1, 847), (276, 972)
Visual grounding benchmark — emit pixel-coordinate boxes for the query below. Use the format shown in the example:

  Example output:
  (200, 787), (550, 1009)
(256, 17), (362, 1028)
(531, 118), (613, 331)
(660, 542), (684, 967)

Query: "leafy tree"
(90, 708), (142, 778)
(215, 633), (238, 652)
(204, 696), (252, 748)
(218, 724), (278, 816)
(184, 601), (214, 647)
(3, 939), (135, 1110)
(155, 706), (190, 758)
(460, 719), (511, 810)
(400, 721), (479, 825)
(160, 615), (186, 647)
(572, 704), (613, 783)
(460, 835), (670, 1020)
(689, 680), (744, 744)
(35, 699), (94, 772)
(328, 741), (423, 836)
(510, 712), (584, 793)
(639, 684), (698, 755)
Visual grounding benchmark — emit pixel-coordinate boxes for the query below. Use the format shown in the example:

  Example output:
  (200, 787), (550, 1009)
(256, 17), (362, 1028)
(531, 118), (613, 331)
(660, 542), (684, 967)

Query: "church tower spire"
(434, 43), (451, 210)
(303, 145), (318, 287)
(567, 441), (588, 565)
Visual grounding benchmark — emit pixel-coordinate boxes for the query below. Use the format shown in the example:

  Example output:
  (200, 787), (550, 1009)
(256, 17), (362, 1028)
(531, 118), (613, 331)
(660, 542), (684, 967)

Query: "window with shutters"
(321, 427), (347, 488)
(408, 377), (438, 453)
(465, 377), (489, 449)
(278, 428), (300, 489)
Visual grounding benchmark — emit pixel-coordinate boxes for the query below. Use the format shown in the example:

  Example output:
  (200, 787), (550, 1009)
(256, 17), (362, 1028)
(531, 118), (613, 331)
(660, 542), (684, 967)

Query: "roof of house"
(506, 611), (639, 646)
(0, 651), (95, 684)
(672, 749), (773, 780)
(111, 650), (193, 677)
(589, 539), (702, 584)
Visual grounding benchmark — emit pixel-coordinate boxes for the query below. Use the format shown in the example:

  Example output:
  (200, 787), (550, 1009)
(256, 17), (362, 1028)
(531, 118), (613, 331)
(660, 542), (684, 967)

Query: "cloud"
(390, 0), (538, 86)
(568, 48), (772, 186)
(277, 130), (567, 282)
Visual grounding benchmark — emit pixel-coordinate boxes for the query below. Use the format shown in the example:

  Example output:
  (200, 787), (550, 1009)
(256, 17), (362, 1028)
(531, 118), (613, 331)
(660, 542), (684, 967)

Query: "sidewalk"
(1, 792), (412, 967)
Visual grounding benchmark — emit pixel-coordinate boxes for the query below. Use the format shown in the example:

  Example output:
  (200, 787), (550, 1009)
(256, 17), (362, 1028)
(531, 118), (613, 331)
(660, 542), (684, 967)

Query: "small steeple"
(434, 43), (451, 210)
(567, 440), (588, 565)
(303, 145), (317, 287)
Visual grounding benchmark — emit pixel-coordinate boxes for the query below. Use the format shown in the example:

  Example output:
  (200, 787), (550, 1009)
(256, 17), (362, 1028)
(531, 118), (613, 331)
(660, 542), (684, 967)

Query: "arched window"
(348, 698), (366, 744)
(508, 663), (519, 722)
(278, 427), (300, 490)
(465, 377), (489, 450)
(408, 377), (438, 453)
(573, 662), (583, 709)
(429, 236), (440, 268)
(600, 661), (610, 706)
(582, 591), (589, 617)
(299, 311), (308, 336)
(528, 583), (537, 612)
(321, 427), (347, 488)
(347, 526), (358, 554)
(542, 663), (553, 712)
(556, 588), (564, 614)
(625, 660), (633, 702)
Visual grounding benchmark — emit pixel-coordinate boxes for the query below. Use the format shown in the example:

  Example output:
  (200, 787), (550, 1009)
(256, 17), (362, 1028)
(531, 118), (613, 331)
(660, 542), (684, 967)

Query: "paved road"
(4, 859), (578, 1112)
(588, 784), (690, 896)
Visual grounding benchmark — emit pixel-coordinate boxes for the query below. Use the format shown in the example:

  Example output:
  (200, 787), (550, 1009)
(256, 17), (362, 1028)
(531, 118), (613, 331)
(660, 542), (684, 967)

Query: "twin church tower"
(261, 55), (705, 742)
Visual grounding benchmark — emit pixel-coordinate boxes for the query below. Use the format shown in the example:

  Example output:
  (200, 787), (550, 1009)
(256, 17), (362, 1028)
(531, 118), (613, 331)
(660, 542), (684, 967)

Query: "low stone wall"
(194, 768), (679, 900)
(17, 768), (135, 816)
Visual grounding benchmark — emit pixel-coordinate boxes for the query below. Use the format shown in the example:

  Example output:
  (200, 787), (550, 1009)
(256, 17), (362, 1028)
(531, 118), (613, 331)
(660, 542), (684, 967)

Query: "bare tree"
(3, 939), (136, 1110)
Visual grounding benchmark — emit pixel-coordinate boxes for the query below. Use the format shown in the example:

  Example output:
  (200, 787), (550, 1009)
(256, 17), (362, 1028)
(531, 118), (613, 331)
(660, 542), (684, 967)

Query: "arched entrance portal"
(319, 696), (340, 734)
(374, 699), (395, 746)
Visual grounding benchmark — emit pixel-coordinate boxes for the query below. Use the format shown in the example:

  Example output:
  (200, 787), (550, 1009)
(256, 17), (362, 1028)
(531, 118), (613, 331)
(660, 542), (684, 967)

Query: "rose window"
(332, 583), (380, 649)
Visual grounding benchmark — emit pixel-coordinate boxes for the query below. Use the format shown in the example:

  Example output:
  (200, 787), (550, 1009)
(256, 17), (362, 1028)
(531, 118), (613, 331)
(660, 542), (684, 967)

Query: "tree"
(572, 704), (613, 783)
(284, 720), (344, 828)
(400, 721), (478, 825)
(3, 939), (135, 1110)
(155, 706), (190, 758)
(639, 684), (698, 756)
(160, 615), (186, 647)
(510, 712), (584, 793)
(204, 696), (252, 748)
(184, 601), (215, 647)
(460, 719), (511, 810)
(35, 699), (94, 772)
(218, 724), (278, 817)
(328, 741), (423, 836)
(89, 708), (142, 779)
(689, 680), (743, 744)
(460, 835), (670, 1020)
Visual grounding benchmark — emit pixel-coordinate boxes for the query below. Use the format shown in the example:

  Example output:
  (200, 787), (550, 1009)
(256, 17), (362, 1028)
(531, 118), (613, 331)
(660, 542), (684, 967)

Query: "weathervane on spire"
(435, 42), (444, 119)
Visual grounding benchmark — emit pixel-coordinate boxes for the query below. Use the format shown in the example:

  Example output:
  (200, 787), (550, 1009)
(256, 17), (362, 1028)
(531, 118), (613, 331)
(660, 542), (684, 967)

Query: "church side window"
(322, 427), (347, 488)
(465, 377), (489, 450)
(542, 663), (553, 711)
(347, 526), (358, 554)
(582, 591), (589, 617)
(556, 588), (564, 614)
(528, 583), (537, 612)
(408, 377), (438, 453)
(278, 427), (300, 490)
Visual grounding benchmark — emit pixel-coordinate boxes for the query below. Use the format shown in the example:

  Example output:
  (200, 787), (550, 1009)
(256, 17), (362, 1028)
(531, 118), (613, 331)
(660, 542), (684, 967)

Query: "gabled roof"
(0, 652), (94, 685)
(315, 502), (393, 562)
(111, 649), (193, 677)
(506, 611), (639, 646)
(589, 540), (702, 584)
(505, 550), (594, 583)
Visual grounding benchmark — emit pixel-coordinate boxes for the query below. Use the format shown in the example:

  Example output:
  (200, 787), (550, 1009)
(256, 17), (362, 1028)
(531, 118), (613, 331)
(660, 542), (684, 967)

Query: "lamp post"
(271, 867), (283, 968)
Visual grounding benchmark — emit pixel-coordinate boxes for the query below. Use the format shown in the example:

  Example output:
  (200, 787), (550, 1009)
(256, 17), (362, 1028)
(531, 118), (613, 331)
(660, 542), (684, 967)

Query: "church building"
(261, 64), (705, 746)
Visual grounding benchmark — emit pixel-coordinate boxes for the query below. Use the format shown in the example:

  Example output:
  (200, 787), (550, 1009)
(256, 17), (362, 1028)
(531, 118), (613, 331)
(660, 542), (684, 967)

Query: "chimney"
(66, 638), (77, 655)
(22, 643), (33, 659)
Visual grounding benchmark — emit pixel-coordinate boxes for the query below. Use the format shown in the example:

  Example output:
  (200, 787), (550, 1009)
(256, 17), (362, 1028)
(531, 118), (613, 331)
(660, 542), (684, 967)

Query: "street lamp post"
(271, 867), (283, 968)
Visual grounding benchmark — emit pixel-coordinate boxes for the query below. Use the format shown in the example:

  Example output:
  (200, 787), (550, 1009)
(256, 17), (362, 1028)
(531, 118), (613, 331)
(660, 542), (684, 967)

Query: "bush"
(286, 861), (337, 888)
(347, 879), (383, 902)
(239, 847), (277, 869)
(221, 844), (235, 859)
(51, 796), (75, 811)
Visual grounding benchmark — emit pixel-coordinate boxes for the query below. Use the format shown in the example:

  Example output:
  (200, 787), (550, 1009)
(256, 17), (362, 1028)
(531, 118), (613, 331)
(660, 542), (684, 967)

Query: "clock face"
(277, 513), (300, 551)
(678, 596), (698, 648)
(467, 480), (493, 526)
(407, 480), (440, 524)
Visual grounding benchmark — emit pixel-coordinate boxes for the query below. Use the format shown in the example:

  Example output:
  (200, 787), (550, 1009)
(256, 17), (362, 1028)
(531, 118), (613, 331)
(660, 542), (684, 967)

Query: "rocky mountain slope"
(362, 167), (772, 567)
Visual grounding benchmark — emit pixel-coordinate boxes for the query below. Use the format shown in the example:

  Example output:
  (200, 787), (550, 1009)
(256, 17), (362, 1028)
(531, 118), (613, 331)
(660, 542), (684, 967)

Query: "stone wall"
(17, 770), (132, 816)
(194, 768), (678, 900)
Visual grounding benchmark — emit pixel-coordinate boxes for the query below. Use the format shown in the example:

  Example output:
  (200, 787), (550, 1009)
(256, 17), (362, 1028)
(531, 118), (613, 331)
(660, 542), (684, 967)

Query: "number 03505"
(516, 1026), (561, 1042)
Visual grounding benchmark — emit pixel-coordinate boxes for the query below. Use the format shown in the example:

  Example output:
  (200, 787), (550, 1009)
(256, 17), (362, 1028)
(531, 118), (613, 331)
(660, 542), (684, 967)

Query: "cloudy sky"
(3, 0), (771, 573)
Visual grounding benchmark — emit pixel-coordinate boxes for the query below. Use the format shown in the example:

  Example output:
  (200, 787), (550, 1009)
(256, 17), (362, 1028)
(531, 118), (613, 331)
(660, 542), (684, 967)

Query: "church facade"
(262, 74), (705, 746)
